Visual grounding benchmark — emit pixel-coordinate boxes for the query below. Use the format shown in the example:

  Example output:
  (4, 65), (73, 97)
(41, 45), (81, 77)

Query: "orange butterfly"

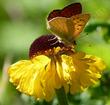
(47, 3), (90, 44)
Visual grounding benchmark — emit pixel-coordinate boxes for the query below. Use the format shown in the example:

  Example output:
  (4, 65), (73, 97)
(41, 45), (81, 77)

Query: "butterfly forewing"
(48, 17), (68, 37)
(48, 14), (90, 40)
(70, 14), (90, 38)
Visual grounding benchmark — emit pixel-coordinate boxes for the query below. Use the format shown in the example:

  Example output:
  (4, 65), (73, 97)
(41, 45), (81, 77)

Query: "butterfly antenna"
(77, 32), (94, 48)
(78, 32), (89, 40)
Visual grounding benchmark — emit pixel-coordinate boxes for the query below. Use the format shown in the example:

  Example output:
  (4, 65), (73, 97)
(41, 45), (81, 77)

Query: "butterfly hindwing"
(47, 10), (61, 21)
(48, 3), (82, 21)
(61, 3), (82, 17)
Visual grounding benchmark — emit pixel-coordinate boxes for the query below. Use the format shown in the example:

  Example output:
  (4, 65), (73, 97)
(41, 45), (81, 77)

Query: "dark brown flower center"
(29, 34), (73, 58)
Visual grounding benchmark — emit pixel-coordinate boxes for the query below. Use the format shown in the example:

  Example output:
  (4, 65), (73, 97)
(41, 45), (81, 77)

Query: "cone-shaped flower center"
(29, 34), (74, 58)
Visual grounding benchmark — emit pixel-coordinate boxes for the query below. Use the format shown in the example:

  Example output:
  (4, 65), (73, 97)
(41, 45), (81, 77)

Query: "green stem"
(55, 87), (69, 105)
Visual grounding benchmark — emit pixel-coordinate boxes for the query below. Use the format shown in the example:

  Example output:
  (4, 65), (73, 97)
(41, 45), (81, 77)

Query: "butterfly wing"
(61, 3), (82, 17)
(47, 17), (69, 38)
(47, 3), (82, 21)
(48, 14), (90, 40)
(47, 10), (61, 21)
(70, 14), (90, 38)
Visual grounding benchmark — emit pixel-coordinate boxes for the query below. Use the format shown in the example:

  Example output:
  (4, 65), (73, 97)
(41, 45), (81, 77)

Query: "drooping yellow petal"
(69, 52), (106, 94)
(39, 60), (61, 101)
(8, 48), (106, 101)
(8, 55), (51, 100)
(52, 52), (105, 94)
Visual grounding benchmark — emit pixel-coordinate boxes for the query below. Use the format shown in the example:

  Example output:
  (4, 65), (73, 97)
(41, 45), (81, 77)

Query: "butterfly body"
(47, 3), (90, 45)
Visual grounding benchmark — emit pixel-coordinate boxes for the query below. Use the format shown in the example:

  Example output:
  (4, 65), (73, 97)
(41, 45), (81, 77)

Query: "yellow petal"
(8, 55), (50, 100)
(68, 52), (106, 94)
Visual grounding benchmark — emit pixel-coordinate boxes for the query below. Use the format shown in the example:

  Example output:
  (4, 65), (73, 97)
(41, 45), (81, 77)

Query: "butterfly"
(47, 3), (90, 44)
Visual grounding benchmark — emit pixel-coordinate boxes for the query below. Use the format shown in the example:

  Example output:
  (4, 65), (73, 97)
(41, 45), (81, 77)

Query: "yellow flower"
(8, 35), (105, 101)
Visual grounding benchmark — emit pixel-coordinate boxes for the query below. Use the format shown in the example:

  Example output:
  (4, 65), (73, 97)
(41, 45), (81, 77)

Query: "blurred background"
(0, 0), (110, 105)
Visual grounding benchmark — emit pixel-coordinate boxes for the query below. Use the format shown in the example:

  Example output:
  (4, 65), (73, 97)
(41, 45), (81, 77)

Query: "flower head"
(8, 34), (105, 101)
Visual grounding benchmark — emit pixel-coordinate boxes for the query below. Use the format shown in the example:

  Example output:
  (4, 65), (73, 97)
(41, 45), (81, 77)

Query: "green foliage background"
(0, 0), (110, 105)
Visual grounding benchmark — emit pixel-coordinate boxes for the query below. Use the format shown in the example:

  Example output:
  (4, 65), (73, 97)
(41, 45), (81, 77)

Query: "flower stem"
(55, 87), (69, 105)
